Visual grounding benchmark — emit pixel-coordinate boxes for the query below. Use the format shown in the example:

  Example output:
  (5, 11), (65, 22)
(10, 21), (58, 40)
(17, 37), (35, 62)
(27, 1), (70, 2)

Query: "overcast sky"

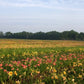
(0, 0), (84, 33)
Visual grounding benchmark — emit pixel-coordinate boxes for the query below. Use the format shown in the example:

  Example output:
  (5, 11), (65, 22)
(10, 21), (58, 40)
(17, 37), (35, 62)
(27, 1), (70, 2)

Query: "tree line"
(0, 30), (84, 40)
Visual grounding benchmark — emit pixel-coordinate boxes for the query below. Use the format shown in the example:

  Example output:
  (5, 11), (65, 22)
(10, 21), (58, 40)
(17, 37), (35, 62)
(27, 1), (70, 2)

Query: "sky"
(0, 0), (84, 33)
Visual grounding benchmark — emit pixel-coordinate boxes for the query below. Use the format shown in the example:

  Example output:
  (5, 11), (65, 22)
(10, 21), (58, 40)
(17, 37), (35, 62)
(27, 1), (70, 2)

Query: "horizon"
(0, 0), (84, 33)
(0, 29), (84, 34)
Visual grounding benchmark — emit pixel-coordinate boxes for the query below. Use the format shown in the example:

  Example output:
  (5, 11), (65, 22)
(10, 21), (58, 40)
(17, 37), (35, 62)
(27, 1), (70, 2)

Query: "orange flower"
(51, 76), (54, 79)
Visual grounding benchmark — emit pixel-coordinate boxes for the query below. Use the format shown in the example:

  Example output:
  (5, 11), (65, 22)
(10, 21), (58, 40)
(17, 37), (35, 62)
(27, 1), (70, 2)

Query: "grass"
(0, 39), (84, 48)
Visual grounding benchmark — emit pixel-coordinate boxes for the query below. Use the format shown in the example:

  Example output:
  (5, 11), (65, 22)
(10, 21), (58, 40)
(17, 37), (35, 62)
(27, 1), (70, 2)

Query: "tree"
(46, 31), (61, 40)
(68, 30), (79, 40)
(0, 31), (4, 38)
(79, 32), (84, 40)
(5, 32), (13, 38)
(62, 30), (79, 40)
(32, 32), (46, 39)
(2, 30), (84, 40)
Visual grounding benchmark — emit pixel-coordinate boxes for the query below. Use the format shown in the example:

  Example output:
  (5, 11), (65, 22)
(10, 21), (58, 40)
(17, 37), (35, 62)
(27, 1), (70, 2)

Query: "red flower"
(53, 62), (56, 65)
(0, 64), (2, 67)
(59, 58), (62, 60)
(23, 65), (27, 69)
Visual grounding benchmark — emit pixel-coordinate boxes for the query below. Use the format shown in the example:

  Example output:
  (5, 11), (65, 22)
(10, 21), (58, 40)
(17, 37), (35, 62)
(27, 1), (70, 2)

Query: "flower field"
(0, 39), (84, 84)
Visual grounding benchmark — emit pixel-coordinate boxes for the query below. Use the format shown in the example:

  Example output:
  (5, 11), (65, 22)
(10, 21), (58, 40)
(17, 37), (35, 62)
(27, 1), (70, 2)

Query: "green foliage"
(0, 30), (84, 40)
(0, 47), (84, 84)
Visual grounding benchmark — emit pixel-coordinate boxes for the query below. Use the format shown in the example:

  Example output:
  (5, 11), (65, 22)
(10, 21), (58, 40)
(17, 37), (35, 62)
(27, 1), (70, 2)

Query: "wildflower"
(14, 71), (17, 76)
(8, 71), (13, 76)
(61, 74), (63, 77)
(46, 67), (49, 69)
(0, 67), (3, 69)
(73, 71), (76, 74)
(40, 82), (45, 84)
(64, 58), (67, 61)
(28, 64), (30, 67)
(63, 71), (66, 75)
(23, 72), (26, 76)
(52, 68), (57, 73)
(51, 76), (54, 79)
(59, 58), (62, 60)
(36, 71), (40, 74)
(11, 68), (14, 70)
(72, 79), (75, 82)
(34, 65), (37, 67)
(37, 64), (40, 66)
(73, 64), (77, 67)
(50, 66), (52, 69)
(78, 63), (82, 66)
(19, 75), (22, 78)
(16, 80), (20, 84)
(7, 54), (10, 57)
(78, 75), (82, 78)
(17, 68), (19, 71)
(53, 62), (56, 66)
(55, 75), (58, 79)
(81, 69), (83, 72)
(9, 64), (13, 67)
(73, 62), (76, 64)
(1, 81), (5, 84)
(23, 65), (27, 69)
(63, 76), (66, 81)
(0, 64), (3, 67)
(4, 69), (7, 72)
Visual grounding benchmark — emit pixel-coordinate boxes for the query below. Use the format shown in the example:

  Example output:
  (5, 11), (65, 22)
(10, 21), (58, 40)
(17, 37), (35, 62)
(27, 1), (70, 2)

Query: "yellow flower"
(72, 79), (75, 82)
(46, 67), (49, 69)
(52, 68), (57, 73)
(1, 81), (5, 84)
(50, 66), (52, 69)
(16, 80), (20, 84)
(61, 74), (64, 77)
(39, 82), (45, 84)
(73, 62), (76, 64)
(7, 54), (10, 57)
(19, 75), (22, 78)
(36, 71), (40, 74)
(78, 63), (82, 66)
(63, 71), (66, 75)
(8, 71), (13, 76)
(23, 72), (26, 76)
(55, 75), (58, 79)
(78, 75), (82, 78)
(14, 71), (17, 76)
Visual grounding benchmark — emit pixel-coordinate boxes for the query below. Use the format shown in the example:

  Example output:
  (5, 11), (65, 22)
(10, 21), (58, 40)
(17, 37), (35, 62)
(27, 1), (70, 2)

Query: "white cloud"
(0, 0), (48, 7)
(0, 0), (84, 11)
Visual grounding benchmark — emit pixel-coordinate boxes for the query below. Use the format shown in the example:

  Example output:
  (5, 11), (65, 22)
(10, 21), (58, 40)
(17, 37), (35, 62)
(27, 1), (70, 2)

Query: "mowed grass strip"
(0, 39), (84, 48)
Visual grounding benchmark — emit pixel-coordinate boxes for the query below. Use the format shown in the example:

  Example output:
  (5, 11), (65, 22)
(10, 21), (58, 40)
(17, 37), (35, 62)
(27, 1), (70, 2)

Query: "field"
(0, 39), (84, 48)
(0, 39), (84, 84)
